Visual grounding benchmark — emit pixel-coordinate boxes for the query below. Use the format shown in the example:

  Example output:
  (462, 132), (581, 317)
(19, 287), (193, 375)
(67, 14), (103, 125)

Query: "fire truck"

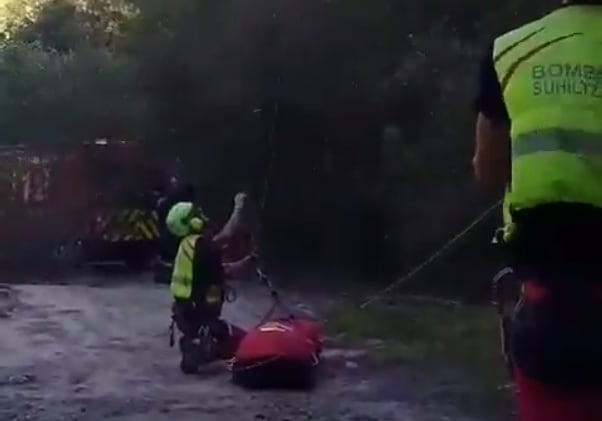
(0, 140), (164, 272)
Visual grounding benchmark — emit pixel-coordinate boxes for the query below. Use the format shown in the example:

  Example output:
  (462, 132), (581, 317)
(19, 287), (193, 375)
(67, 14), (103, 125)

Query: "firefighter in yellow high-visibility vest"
(166, 201), (226, 373)
(473, 0), (602, 418)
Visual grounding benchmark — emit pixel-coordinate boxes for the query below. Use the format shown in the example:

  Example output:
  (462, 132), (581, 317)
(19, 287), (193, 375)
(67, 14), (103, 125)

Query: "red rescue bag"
(214, 321), (247, 361)
(230, 316), (323, 389)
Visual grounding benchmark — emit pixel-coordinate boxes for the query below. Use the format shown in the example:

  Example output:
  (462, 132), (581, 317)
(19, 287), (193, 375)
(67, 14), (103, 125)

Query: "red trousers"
(515, 369), (602, 421)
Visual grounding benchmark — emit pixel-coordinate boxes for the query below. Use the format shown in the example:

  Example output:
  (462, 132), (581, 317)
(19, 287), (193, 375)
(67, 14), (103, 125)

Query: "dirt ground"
(0, 276), (482, 421)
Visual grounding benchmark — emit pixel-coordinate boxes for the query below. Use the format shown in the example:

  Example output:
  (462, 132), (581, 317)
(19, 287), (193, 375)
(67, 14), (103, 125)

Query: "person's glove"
(234, 192), (247, 211)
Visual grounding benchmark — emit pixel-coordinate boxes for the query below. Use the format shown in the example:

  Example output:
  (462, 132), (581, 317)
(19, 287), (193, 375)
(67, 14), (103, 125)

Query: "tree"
(0, 0), (562, 276)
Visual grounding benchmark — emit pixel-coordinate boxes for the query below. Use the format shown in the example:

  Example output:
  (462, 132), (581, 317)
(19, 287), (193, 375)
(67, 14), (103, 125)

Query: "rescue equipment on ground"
(229, 266), (323, 390)
(168, 261), (323, 388)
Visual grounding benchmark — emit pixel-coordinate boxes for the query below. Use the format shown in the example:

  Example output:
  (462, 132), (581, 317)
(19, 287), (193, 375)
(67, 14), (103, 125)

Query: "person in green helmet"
(166, 200), (228, 373)
(155, 176), (196, 270)
(473, 1), (602, 418)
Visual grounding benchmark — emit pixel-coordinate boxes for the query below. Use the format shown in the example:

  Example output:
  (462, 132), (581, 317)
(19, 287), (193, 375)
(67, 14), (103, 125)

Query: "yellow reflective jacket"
(170, 234), (200, 299)
(493, 5), (602, 212)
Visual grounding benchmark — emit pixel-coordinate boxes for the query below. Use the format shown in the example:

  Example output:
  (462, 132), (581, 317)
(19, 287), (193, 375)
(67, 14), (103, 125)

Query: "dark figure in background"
(155, 176), (196, 277)
(473, 1), (602, 419)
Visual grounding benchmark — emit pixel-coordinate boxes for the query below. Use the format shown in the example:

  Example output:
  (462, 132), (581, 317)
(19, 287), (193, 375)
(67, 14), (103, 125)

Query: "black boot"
(179, 336), (199, 374)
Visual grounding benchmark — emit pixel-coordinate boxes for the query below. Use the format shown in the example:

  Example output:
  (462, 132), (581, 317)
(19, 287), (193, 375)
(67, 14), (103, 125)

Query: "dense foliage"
(0, 0), (557, 287)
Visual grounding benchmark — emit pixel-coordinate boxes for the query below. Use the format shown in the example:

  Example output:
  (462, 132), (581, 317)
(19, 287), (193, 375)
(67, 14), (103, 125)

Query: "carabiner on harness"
(225, 284), (237, 303)
(492, 267), (522, 378)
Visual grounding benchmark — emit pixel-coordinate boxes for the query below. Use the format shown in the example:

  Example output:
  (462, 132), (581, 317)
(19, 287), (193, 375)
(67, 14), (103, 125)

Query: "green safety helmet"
(165, 202), (205, 237)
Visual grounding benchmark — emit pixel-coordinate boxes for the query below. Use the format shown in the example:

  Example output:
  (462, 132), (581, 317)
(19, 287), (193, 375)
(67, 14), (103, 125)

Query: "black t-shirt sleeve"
(473, 41), (510, 123)
(192, 236), (225, 299)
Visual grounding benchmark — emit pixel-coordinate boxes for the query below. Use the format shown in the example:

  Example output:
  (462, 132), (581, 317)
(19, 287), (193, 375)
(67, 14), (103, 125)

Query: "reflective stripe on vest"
(170, 234), (200, 299)
(513, 129), (602, 159)
(493, 6), (602, 211)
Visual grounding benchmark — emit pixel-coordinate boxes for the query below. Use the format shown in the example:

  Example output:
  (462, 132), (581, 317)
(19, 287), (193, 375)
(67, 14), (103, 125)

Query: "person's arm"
(212, 193), (246, 245)
(472, 41), (511, 189)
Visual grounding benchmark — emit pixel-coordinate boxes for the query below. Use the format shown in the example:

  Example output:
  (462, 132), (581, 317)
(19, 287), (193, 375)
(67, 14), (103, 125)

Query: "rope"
(250, 13), (282, 310)
(258, 99), (279, 220)
(359, 199), (503, 309)
(255, 10), (282, 249)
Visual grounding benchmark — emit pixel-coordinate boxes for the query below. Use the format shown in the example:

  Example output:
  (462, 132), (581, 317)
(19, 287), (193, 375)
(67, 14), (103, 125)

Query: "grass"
(326, 299), (513, 419)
